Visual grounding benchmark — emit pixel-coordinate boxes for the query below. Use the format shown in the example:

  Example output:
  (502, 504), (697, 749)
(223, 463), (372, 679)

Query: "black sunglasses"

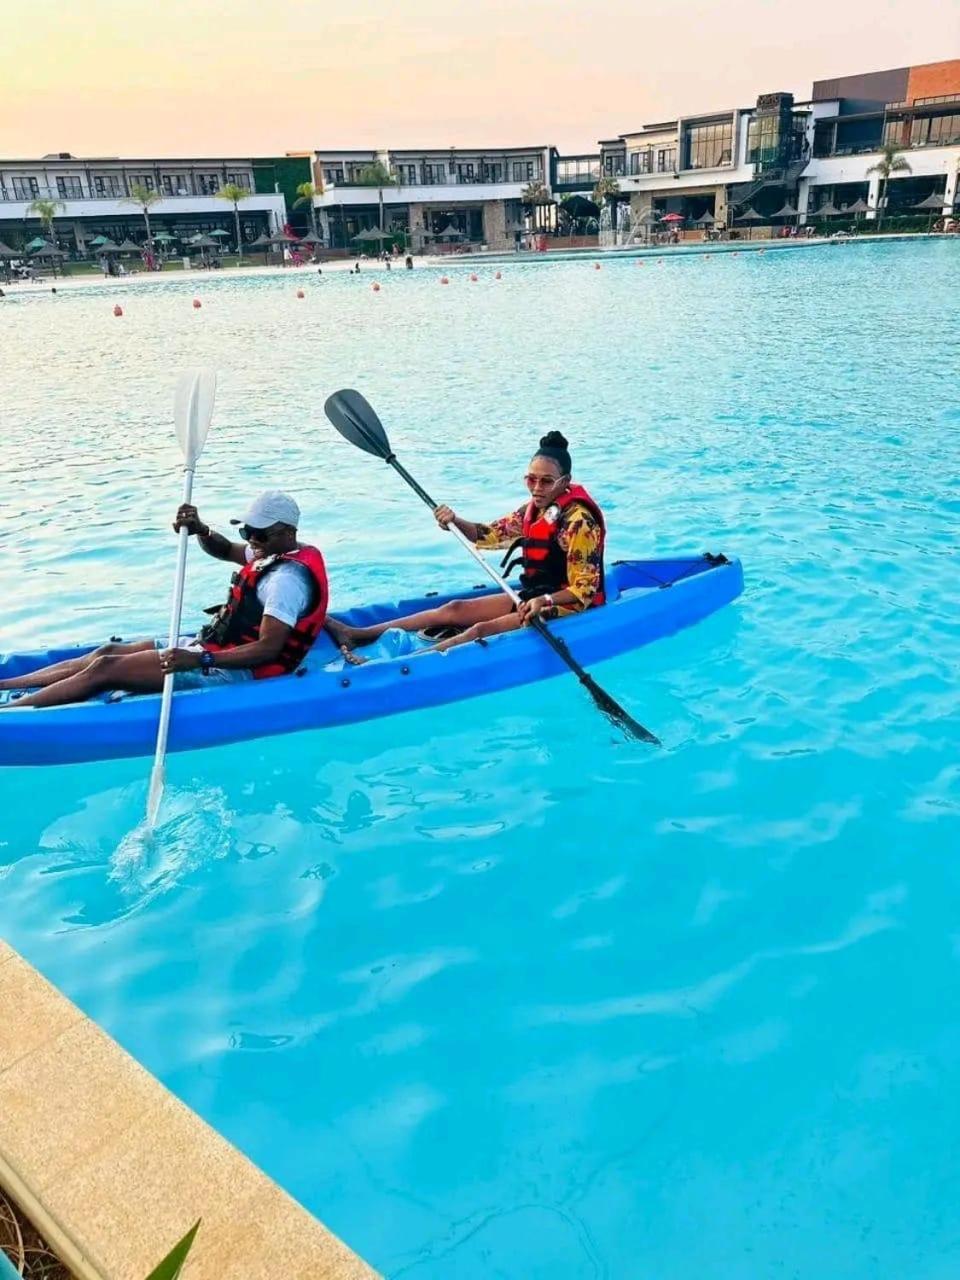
(239, 523), (280, 542)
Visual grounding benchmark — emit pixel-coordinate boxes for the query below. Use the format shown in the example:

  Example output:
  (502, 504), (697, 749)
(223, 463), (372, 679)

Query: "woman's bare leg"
(326, 595), (513, 657)
(433, 612), (524, 652)
(9, 648), (165, 709)
(0, 641), (155, 691)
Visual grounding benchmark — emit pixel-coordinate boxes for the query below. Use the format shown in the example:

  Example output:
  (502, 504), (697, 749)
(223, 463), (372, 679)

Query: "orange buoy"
(372, 282), (381, 292)
(470, 273), (478, 282)
(440, 276), (449, 284)
(113, 304), (123, 317)
(495, 271), (502, 279)
(192, 298), (201, 309)
(296, 289), (305, 298)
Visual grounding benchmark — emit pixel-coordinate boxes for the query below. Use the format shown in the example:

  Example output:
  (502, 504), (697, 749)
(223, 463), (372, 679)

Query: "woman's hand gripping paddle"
(323, 388), (659, 745)
(146, 369), (217, 828)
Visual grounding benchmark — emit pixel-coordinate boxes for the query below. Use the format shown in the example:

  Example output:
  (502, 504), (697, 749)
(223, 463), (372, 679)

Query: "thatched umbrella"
(815, 201), (842, 217)
(250, 231), (273, 263)
(116, 238), (142, 254)
(913, 190), (947, 231)
(772, 201), (798, 219)
(0, 241), (16, 258)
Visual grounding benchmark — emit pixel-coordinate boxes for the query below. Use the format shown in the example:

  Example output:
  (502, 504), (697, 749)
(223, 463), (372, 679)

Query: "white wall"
(800, 144), (960, 219)
(314, 181), (529, 209)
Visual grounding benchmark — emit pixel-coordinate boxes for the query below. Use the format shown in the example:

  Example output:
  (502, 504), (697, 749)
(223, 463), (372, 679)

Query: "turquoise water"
(2, 243), (959, 1278)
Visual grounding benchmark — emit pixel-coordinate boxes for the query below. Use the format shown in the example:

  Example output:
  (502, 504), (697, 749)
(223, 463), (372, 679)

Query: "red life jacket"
(198, 545), (329, 679)
(508, 484), (606, 606)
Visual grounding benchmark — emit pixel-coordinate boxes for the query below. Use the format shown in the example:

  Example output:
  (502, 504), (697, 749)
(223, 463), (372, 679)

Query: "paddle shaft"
(146, 464), (195, 826)
(383, 454), (646, 709)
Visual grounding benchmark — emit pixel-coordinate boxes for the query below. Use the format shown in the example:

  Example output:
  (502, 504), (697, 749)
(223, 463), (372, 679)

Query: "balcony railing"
(0, 183), (255, 204)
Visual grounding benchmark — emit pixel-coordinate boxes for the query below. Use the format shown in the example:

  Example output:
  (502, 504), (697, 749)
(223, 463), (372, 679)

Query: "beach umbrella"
(736, 206), (764, 221)
(660, 212), (685, 223)
(208, 228), (231, 238)
(152, 231), (176, 242)
(116, 238), (142, 253)
(772, 201), (798, 218)
(0, 241), (16, 258)
(250, 232), (273, 247)
(438, 223), (464, 238)
(693, 211), (716, 225)
(562, 195), (600, 221)
(912, 190), (947, 231)
(29, 241), (66, 257)
(190, 234), (219, 248)
(98, 239), (121, 252)
(25, 236), (47, 251)
(88, 234), (109, 247)
(269, 232), (299, 245)
(298, 231), (323, 245)
(845, 198), (870, 214)
(814, 201), (841, 217)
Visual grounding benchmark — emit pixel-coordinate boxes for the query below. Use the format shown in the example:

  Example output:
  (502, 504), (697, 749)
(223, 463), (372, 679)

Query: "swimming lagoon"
(1, 241), (959, 1277)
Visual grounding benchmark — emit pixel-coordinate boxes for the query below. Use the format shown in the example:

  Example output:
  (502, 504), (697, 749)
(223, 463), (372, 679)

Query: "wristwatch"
(199, 650), (215, 675)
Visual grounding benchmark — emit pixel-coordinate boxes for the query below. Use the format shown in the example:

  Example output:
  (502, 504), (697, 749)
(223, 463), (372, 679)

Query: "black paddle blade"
(580, 672), (661, 745)
(324, 389), (392, 460)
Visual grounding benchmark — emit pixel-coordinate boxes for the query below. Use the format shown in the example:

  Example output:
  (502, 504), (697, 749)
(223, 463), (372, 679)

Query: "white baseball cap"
(231, 490), (300, 530)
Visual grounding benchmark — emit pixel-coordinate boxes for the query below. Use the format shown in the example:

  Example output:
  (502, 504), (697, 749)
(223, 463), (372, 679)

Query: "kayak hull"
(0, 556), (743, 765)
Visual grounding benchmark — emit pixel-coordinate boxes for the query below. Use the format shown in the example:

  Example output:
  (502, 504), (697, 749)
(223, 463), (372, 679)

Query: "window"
(56, 176), (83, 198)
(911, 113), (960, 147)
(195, 173), (220, 194)
(656, 148), (676, 173)
(12, 176), (40, 199)
(681, 120), (733, 169)
(456, 163), (475, 182)
(128, 173), (155, 191)
(346, 165), (368, 184)
(422, 163), (445, 184)
(93, 174), (123, 196)
(629, 150), (653, 175)
(512, 162), (525, 181)
(323, 166), (344, 185)
(226, 172), (251, 189)
(396, 163), (418, 184)
(481, 162), (503, 182)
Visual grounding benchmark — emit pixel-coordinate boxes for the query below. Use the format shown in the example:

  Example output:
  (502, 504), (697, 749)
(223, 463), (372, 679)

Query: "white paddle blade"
(146, 760), (165, 829)
(174, 368), (217, 467)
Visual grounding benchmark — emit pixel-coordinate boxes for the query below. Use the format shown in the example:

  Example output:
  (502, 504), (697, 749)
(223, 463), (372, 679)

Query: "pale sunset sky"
(2, 0), (957, 158)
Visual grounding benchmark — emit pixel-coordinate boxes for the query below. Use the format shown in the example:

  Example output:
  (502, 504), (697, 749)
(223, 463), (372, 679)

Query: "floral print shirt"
(475, 500), (604, 610)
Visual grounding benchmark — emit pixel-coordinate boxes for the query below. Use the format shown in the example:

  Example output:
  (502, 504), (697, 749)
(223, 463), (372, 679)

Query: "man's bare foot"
(325, 617), (373, 666)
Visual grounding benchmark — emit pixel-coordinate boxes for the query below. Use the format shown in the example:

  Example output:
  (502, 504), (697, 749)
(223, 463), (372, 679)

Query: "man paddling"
(0, 491), (329, 708)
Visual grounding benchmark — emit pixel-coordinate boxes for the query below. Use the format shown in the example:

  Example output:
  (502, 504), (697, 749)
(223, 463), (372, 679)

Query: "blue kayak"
(0, 556), (743, 766)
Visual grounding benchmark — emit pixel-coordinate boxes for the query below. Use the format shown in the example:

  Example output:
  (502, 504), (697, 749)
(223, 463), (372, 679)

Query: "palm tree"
(123, 183), (162, 245)
(294, 181), (323, 240)
(27, 197), (64, 248)
(217, 183), (250, 257)
(866, 144), (912, 230)
(592, 176), (620, 207)
(521, 180), (554, 233)
(356, 161), (396, 234)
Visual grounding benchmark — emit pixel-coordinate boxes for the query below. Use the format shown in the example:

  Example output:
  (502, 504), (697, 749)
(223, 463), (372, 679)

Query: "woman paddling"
(326, 431), (605, 660)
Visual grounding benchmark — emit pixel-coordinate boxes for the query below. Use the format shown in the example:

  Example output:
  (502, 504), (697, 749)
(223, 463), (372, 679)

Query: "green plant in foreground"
(144, 1218), (200, 1280)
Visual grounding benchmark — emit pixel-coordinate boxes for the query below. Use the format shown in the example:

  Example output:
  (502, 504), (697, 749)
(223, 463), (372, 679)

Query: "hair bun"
(539, 430), (569, 450)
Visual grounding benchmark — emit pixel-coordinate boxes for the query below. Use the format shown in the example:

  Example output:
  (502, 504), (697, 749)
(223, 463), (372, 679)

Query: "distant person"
(354, 260), (361, 271)
(0, 492), (330, 708)
(405, 255), (413, 269)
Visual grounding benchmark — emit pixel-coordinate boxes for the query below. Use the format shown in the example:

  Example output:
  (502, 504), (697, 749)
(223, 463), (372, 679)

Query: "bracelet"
(543, 594), (555, 609)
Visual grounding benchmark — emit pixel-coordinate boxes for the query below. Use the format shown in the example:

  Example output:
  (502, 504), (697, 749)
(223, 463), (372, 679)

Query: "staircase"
(729, 157), (809, 209)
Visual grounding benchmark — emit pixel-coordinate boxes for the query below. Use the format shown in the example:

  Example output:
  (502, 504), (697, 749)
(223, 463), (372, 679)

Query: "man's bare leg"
(433, 612), (524, 652)
(9, 648), (165, 709)
(0, 641), (155, 691)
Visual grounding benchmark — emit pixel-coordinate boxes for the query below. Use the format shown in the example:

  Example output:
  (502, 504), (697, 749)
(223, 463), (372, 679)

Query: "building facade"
(0, 153), (295, 251)
(310, 145), (554, 249)
(799, 59), (960, 220)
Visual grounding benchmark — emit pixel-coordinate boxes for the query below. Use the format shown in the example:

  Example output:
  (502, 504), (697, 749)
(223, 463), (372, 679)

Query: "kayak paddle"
(323, 388), (659, 745)
(146, 368), (217, 828)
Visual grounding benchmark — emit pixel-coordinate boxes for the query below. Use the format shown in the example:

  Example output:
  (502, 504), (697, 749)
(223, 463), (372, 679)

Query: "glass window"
(456, 163), (475, 181)
(480, 162), (503, 182)
(512, 162), (525, 181)
(656, 148), (676, 173)
(323, 166), (344, 185)
(93, 174), (123, 196)
(226, 172), (251, 189)
(128, 173), (155, 191)
(56, 176), (83, 198)
(682, 120), (733, 169)
(12, 176), (40, 199)
(196, 173), (220, 194)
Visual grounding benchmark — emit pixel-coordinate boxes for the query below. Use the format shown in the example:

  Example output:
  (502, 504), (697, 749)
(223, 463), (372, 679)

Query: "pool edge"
(0, 941), (380, 1280)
